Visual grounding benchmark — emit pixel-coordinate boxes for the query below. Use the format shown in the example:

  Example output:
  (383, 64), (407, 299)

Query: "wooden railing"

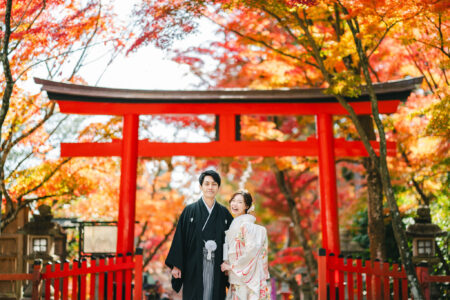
(0, 248), (143, 300)
(0, 261), (41, 299)
(318, 248), (450, 300)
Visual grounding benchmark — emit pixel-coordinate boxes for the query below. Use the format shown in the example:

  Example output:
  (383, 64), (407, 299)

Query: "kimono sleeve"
(165, 208), (187, 271)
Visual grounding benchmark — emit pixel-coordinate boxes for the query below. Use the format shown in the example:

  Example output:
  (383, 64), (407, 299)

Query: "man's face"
(200, 175), (219, 199)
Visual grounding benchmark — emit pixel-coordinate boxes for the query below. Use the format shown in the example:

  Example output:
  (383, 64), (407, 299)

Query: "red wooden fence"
(0, 249), (143, 300)
(318, 248), (450, 300)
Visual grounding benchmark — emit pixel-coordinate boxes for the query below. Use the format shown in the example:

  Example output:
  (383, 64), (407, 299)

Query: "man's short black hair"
(199, 170), (221, 186)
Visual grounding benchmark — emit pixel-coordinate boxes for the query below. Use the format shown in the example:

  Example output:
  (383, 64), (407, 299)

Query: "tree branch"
(6, 151), (34, 180)
(8, 0), (47, 54)
(0, 191), (72, 231)
(136, 220), (149, 246)
(14, 37), (124, 80)
(367, 20), (396, 59)
(399, 146), (433, 206)
(1, 114), (18, 150)
(17, 157), (71, 201)
(143, 222), (177, 268)
(0, 102), (56, 168)
(293, 9), (380, 164)
(68, 3), (102, 80)
(203, 14), (319, 69)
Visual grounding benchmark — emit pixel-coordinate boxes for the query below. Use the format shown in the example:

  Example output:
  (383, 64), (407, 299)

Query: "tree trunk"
(0, 0), (14, 233)
(288, 278), (302, 300)
(347, 17), (426, 299)
(270, 268), (302, 300)
(272, 166), (316, 300)
(359, 115), (386, 261)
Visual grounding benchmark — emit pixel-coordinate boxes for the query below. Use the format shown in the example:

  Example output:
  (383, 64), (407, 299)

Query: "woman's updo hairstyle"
(229, 190), (253, 213)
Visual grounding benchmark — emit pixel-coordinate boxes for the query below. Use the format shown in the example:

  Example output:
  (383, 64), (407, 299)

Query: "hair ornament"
(247, 204), (255, 213)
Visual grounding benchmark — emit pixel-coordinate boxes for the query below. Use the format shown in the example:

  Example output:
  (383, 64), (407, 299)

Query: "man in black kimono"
(165, 170), (233, 300)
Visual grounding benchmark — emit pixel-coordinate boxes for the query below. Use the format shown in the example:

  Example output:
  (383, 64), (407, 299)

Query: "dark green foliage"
(341, 166), (354, 182)
(350, 209), (405, 262)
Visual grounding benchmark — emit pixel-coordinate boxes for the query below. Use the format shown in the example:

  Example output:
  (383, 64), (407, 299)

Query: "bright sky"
(78, 1), (217, 90)
(26, 0), (218, 92)
(81, 39), (205, 90)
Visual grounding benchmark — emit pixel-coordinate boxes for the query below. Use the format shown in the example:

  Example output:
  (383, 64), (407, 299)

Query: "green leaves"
(424, 94), (450, 138)
(325, 71), (362, 97)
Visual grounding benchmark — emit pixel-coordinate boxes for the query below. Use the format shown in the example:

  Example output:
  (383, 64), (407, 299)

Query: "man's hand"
(171, 266), (181, 278)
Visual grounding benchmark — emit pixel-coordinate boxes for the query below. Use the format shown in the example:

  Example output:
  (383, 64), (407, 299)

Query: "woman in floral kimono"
(221, 190), (270, 300)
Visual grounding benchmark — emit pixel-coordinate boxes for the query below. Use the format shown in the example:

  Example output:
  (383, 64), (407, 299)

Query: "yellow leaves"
(424, 92), (450, 138)
(241, 115), (284, 141)
(323, 31), (358, 72)
(77, 115), (123, 143)
(1, 89), (53, 150)
(409, 136), (444, 161)
(7, 158), (92, 206)
(56, 157), (121, 220)
(396, 91), (449, 141)
(326, 71), (362, 97)
(331, 80), (346, 94)
(274, 157), (295, 171)
(303, 0), (328, 17)
(389, 89), (448, 213)
(357, 22), (388, 50)
(247, 60), (295, 88)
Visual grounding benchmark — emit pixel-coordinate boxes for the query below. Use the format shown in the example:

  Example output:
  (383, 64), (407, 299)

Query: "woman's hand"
(221, 262), (231, 272)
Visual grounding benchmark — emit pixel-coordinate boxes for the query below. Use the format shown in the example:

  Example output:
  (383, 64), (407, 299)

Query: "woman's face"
(230, 194), (248, 217)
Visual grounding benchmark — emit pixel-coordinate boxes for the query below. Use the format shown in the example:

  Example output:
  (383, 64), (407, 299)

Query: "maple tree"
(389, 1), (449, 211)
(130, 0), (449, 297)
(387, 11), (449, 272)
(0, 0), (127, 230)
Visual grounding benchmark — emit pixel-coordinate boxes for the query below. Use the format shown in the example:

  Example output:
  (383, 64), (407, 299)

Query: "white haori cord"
(205, 240), (217, 260)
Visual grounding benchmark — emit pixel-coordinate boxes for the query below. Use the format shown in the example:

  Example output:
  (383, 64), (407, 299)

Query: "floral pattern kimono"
(224, 214), (270, 300)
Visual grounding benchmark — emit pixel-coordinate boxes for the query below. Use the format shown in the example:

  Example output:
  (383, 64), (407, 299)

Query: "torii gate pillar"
(117, 114), (139, 254)
(317, 114), (340, 254)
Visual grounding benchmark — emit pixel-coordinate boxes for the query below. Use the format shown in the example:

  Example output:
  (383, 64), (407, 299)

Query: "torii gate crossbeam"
(35, 76), (422, 256)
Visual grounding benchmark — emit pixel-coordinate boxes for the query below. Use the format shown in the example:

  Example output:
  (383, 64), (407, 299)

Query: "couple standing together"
(165, 170), (270, 300)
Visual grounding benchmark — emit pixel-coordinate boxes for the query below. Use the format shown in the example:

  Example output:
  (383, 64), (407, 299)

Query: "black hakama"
(165, 199), (233, 300)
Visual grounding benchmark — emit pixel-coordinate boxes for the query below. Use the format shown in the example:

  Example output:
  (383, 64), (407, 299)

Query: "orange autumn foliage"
(0, 0), (126, 231)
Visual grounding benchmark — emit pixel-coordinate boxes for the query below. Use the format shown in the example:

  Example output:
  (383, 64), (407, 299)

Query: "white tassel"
(205, 240), (217, 261)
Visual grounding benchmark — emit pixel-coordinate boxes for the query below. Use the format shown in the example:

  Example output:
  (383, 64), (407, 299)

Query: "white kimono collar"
(231, 214), (256, 227)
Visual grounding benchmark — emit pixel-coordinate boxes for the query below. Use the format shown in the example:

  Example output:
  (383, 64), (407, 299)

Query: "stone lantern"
(18, 204), (67, 270)
(406, 205), (446, 264)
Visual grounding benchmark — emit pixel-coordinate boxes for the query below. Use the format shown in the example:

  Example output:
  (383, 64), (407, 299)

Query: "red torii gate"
(35, 77), (422, 256)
